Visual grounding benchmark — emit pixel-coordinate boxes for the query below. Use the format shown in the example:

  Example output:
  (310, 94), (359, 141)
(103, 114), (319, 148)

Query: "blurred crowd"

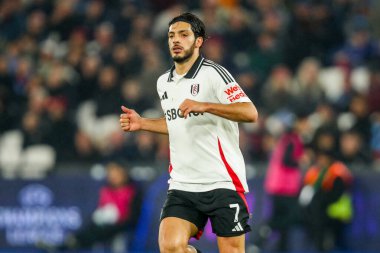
(1, 0), (380, 176)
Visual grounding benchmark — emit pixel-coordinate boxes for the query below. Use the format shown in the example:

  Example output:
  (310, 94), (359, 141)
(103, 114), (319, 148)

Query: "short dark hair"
(168, 12), (207, 41)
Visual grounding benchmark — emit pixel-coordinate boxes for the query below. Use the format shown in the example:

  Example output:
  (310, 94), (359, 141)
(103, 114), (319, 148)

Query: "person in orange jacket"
(300, 147), (353, 251)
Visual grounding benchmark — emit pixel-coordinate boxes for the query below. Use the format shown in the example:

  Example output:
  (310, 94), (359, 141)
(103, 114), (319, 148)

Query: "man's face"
(168, 21), (200, 63)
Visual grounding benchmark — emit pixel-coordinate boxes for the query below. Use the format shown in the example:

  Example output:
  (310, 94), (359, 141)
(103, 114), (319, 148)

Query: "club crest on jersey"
(190, 84), (200, 96)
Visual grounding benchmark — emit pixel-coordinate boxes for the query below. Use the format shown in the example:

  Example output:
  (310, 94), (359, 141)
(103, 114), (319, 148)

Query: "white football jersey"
(157, 56), (252, 193)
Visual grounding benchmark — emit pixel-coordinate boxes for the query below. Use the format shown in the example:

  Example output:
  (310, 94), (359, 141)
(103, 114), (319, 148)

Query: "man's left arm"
(179, 99), (258, 123)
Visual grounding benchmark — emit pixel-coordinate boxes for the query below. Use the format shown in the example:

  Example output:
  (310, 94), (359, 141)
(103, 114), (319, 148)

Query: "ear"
(195, 37), (204, 48)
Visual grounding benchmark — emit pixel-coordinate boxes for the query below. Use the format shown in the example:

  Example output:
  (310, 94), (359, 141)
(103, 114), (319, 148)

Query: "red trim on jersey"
(217, 138), (245, 193)
(168, 163), (173, 173)
(194, 229), (203, 240)
(237, 191), (249, 211)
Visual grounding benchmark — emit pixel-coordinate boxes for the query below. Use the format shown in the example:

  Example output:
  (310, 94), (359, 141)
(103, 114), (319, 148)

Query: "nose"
(172, 35), (180, 44)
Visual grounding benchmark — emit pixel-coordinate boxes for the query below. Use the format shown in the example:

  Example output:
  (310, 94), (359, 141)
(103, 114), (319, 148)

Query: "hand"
(120, 106), (142, 132)
(178, 99), (206, 119)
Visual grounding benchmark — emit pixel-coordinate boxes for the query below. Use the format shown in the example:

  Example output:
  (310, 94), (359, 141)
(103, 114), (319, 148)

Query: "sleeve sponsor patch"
(223, 84), (248, 103)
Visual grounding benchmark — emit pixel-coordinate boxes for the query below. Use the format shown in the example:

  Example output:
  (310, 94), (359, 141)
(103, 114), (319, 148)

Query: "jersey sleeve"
(211, 66), (252, 104)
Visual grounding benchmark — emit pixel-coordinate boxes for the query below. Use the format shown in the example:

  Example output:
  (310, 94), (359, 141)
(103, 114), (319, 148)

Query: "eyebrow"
(168, 29), (192, 34)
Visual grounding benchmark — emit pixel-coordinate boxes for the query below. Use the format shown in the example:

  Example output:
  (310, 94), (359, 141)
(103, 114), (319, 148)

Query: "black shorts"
(160, 189), (251, 238)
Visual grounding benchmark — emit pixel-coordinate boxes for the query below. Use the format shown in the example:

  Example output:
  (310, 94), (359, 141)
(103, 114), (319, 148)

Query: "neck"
(174, 52), (200, 75)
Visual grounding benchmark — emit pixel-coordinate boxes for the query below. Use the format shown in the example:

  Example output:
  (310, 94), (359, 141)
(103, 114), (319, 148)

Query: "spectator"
(93, 65), (121, 117)
(235, 71), (258, 105)
(122, 131), (158, 164)
(44, 97), (76, 162)
(87, 22), (115, 61)
(126, 14), (152, 50)
(261, 10), (288, 40)
(371, 113), (380, 166)
(121, 78), (153, 114)
(0, 90), (12, 132)
(12, 57), (33, 100)
(0, 0), (25, 41)
(339, 15), (376, 67)
(338, 130), (372, 168)
(202, 36), (230, 68)
(367, 65), (380, 113)
(44, 62), (78, 115)
(136, 38), (166, 100)
(223, 7), (255, 55)
(25, 0), (53, 16)
(77, 54), (101, 103)
(21, 110), (48, 148)
(81, 0), (108, 39)
(261, 65), (294, 114)
(0, 55), (14, 131)
(347, 93), (372, 143)
(249, 31), (282, 86)
(112, 43), (142, 79)
(112, 2), (136, 42)
(49, 0), (81, 41)
(300, 147), (353, 251)
(25, 10), (47, 42)
(311, 126), (339, 159)
(255, 112), (306, 251)
(291, 57), (325, 115)
(64, 29), (87, 71)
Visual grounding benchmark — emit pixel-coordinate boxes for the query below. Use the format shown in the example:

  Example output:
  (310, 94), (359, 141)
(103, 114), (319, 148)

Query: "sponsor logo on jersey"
(190, 84), (200, 96)
(164, 108), (204, 121)
(224, 84), (247, 102)
(160, 91), (168, 101)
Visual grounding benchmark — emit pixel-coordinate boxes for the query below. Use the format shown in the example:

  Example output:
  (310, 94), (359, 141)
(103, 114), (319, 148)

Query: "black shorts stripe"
(203, 62), (231, 84)
(203, 60), (235, 84)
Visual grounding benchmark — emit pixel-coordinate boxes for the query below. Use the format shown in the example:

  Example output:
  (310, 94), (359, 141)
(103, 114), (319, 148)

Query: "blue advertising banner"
(0, 175), (102, 247)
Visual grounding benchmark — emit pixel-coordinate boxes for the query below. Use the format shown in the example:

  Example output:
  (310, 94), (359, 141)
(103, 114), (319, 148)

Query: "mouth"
(172, 46), (183, 54)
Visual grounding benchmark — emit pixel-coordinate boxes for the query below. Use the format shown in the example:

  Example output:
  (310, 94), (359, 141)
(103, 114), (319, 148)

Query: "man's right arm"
(120, 106), (168, 135)
(139, 117), (168, 134)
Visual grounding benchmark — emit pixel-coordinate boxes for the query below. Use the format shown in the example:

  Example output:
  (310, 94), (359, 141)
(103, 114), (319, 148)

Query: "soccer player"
(120, 12), (258, 253)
